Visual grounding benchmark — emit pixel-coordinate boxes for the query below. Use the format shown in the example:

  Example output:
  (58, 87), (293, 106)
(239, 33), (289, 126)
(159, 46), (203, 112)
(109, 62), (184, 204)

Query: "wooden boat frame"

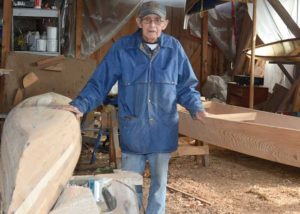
(245, 38), (300, 63)
(179, 101), (300, 168)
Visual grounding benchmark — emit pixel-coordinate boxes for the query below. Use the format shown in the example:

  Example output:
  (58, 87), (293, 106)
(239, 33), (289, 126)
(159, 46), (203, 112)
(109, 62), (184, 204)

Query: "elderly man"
(63, 1), (206, 213)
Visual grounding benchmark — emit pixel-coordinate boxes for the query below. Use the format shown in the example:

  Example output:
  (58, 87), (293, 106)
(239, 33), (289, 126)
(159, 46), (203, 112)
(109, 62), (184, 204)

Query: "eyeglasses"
(141, 17), (165, 25)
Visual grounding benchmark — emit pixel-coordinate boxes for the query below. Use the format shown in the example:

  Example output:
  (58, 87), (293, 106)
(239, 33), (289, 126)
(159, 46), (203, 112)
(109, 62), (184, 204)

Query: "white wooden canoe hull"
(179, 102), (300, 168)
(1, 92), (82, 213)
(245, 38), (300, 63)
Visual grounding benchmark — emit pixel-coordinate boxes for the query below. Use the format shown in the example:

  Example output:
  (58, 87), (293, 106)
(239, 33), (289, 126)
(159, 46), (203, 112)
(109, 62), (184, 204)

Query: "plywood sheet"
(3, 53), (96, 112)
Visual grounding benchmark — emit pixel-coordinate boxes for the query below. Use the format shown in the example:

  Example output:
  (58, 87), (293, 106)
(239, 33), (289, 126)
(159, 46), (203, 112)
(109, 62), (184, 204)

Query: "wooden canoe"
(179, 101), (300, 168)
(245, 38), (300, 63)
(0, 92), (82, 213)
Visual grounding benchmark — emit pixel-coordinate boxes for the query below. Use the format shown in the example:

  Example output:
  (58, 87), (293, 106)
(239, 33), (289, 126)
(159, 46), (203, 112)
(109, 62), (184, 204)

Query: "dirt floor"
(163, 148), (300, 214)
(75, 135), (300, 214)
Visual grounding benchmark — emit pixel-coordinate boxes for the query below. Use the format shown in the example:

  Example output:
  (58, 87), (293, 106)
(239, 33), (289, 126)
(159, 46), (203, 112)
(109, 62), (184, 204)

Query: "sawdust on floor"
(162, 149), (300, 214)
(76, 142), (300, 214)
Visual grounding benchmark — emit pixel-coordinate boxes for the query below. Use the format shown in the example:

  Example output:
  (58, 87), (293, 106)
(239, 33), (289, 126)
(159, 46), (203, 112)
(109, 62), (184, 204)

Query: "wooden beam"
(232, 13), (252, 75)
(292, 82), (300, 111)
(278, 70), (300, 111)
(267, 0), (300, 37)
(75, 0), (84, 58)
(1, 0), (12, 67)
(267, 0), (300, 106)
(200, 11), (208, 85)
(108, 109), (121, 169)
(171, 144), (209, 157)
(249, 0), (257, 108)
(277, 64), (294, 84)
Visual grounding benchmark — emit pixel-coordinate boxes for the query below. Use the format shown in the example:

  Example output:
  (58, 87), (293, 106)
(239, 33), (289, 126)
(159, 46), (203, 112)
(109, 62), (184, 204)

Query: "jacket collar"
(126, 29), (173, 49)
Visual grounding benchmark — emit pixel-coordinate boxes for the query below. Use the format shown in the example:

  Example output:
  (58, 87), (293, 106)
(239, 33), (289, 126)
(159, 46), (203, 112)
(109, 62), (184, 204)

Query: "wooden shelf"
(13, 8), (59, 18)
(12, 8), (61, 55)
(13, 51), (60, 56)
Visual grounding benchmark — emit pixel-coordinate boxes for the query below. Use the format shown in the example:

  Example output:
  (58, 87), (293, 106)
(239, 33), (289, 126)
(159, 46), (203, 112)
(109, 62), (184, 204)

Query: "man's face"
(136, 14), (169, 43)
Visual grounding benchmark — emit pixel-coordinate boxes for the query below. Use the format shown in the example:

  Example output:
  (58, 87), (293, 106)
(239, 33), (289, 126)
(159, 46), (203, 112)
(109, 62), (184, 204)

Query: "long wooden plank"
(278, 74), (300, 111)
(200, 11), (208, 84)
(233, 13), (252, 75)
(267, 0), (300, 37)
(249, 0), (257, 108)
(277, 64), (294, 84)
(179, 102), (300, 168)
(75, 0), (84, 58)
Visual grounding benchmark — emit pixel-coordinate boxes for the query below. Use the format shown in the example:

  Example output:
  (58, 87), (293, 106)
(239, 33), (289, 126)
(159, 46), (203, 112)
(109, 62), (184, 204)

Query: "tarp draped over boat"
(247, 0), (300, 91)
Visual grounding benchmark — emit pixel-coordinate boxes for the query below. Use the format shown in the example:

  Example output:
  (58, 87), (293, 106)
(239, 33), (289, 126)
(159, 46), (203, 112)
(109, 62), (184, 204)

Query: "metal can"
(35, 0), (42, 8)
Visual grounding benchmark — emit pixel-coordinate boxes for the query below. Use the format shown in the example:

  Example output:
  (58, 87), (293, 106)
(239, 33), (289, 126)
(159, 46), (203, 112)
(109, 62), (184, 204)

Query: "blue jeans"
(121, 152), (171, 214)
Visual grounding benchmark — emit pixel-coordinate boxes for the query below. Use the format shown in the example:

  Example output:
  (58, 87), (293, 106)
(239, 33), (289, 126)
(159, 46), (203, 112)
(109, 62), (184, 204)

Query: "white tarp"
(248, 0), (300, 91)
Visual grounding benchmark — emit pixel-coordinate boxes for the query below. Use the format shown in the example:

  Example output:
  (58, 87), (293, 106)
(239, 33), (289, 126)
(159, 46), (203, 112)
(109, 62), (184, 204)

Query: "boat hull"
(1, 92), (82, 213)
(245, 38), (300, 63)
(179, 102), (300, 167)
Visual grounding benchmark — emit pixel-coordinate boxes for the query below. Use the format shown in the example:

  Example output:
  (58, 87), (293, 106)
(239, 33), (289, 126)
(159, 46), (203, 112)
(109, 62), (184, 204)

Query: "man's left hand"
(195, 111), (208, 123)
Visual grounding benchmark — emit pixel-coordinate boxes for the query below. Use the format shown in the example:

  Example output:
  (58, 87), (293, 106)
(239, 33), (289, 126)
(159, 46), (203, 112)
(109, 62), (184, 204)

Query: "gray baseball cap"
(138, 1), (167, 19)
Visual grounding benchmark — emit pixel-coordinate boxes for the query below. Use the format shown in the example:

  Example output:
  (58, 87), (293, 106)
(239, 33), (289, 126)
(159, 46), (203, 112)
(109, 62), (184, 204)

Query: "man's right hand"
(55, 105), (83, 119)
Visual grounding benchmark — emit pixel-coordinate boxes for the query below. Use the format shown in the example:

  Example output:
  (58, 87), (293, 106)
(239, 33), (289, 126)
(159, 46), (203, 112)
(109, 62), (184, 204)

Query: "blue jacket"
(71, 30), (204, 154)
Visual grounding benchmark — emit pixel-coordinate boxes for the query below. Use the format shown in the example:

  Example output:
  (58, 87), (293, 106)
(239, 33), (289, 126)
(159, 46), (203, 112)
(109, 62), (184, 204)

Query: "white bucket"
(47, 27), (57, 40)
(47, 39), (58, 52)
(36, 39), (46, 52)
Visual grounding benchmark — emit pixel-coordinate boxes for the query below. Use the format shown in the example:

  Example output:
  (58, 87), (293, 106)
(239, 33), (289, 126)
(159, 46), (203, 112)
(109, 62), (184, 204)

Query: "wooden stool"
(172, 137), (209, 167)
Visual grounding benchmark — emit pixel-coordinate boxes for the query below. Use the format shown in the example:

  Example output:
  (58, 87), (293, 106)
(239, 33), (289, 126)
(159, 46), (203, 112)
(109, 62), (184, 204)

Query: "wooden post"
(277, 64), (294, 84)
(267, 0), (300, 37)
(249, 0), (257, 108)
(109, 109), (121, 169)
(200, 11), (208, 87)
(75, 0), (83, 58)
(1, 0), (12, 67)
